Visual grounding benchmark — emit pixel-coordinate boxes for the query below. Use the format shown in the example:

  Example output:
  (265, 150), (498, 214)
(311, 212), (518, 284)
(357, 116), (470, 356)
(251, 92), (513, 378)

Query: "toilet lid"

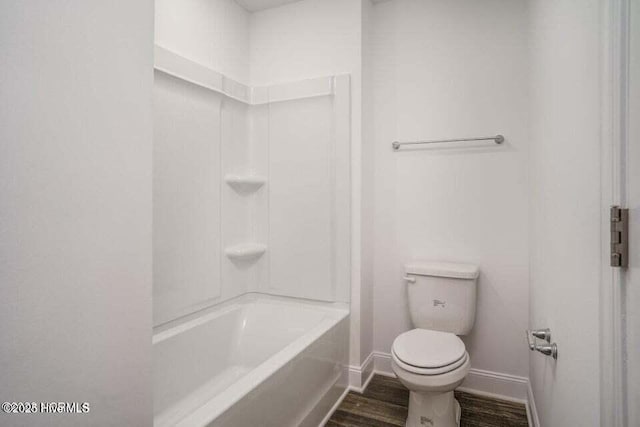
(392, 329), (466, 368)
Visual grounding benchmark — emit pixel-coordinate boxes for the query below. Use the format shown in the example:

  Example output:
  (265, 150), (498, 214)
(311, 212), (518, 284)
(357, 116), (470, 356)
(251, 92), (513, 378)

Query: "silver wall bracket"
(526, 328), (558, 360)
(610, 206), (629, 267)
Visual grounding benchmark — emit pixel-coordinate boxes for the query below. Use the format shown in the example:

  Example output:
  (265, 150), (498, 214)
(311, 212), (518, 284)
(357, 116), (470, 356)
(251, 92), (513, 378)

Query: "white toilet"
(391, 261), (479, 427)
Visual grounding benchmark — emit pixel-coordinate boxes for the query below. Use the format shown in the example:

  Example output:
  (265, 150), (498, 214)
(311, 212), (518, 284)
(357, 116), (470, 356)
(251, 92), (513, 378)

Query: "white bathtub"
(153, 294), (349, 427)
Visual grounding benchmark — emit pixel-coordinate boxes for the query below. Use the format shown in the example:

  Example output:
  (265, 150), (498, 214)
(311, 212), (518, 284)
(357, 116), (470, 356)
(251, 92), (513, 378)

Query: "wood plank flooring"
(327, 375), (528, 427)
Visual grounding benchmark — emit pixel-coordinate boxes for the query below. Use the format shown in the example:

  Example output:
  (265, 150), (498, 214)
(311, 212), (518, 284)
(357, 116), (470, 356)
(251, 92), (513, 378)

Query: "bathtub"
(153, 293), (349, 427)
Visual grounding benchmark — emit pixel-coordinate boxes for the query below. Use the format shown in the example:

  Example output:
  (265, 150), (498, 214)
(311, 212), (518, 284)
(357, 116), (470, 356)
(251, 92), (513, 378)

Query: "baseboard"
(372, 351), (394, 376)
(318, 386), (350, 427)
(526, 380), (540, 427)
(370, 352), (529, 403)
(321, 356), (375, 426)
(317, 351), (385, 425)
(342, 351), (539, 426)
(458, 368), (529, 403)
(348, 351), (375, 391)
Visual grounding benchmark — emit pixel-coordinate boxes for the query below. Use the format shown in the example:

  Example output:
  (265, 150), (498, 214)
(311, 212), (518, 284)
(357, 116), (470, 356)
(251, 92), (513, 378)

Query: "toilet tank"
(405, 261), (479, 335)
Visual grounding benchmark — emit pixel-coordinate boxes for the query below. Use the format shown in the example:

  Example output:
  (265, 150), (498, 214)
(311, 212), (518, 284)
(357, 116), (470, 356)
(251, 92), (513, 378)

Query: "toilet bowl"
(391, 329), (470, 427)
(393, 261), (479, 427)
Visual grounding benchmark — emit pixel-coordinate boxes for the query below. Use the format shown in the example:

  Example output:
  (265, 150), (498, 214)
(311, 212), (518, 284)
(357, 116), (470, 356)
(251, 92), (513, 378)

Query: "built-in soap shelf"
(224, 174), (266, 193)
(224, 243), (267, 260)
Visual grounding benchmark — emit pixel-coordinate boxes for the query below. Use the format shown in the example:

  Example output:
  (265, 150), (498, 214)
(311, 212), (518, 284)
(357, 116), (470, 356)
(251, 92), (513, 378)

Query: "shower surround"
(152, 32), (351, 425)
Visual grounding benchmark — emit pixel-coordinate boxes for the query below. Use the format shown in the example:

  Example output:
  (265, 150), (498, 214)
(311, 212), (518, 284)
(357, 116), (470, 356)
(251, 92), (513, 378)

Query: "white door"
(527, 1), (604, 425)
(624, 1), (640, 425)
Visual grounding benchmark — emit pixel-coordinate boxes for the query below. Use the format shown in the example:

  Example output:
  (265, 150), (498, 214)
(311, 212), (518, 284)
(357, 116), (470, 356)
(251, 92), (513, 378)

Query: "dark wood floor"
(327, 375), (528, 427)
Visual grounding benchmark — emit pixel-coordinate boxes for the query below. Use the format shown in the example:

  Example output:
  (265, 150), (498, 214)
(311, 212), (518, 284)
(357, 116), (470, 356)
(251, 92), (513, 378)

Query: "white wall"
(249, 0), (367, 366)
(0, 1), (153, 426)
(370, 0), (530, 378)
(156, 0), (250, 83)
(528, 0), (602, 425)
(249, 0), (362, 87)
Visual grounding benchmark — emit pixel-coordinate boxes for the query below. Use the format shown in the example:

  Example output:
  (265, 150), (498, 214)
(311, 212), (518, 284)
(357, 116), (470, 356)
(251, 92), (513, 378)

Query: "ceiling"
(234, 0), (304, 12)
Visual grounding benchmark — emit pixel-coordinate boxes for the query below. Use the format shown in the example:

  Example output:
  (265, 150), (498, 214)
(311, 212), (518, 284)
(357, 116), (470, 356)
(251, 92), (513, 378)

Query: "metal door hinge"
(610, 206), (629, 268)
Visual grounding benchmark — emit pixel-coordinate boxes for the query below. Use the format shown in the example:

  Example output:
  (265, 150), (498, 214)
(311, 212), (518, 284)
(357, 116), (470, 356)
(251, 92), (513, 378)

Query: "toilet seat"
(392, 349), (468, 375)
(392, 329), (467, 375)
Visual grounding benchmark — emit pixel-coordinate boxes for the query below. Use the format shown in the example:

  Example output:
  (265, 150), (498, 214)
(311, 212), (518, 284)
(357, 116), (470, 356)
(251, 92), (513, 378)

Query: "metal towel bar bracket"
(392, 134), (504, 150)
(526, 328), (558, 360)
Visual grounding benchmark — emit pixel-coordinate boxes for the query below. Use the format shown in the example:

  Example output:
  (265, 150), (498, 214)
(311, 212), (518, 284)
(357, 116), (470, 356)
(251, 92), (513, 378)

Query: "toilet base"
(405, 390), (461, 427)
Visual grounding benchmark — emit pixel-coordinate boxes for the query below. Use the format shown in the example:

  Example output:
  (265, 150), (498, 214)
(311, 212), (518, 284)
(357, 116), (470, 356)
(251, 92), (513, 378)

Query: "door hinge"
(610, 206), (629, 268)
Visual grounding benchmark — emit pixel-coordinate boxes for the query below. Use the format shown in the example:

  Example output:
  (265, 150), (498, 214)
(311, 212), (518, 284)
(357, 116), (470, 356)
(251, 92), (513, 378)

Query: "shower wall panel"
(152, 47), (350, 325)
(221, 99), (265, 298)
(267, 96), (335, 301)
(153, 73), (223, 326)
(263, 75), (351, 303)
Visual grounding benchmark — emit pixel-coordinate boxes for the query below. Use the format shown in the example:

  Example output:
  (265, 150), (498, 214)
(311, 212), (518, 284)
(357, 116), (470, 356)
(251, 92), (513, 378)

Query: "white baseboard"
(370, 351), (528, 403)
(340, 351), (539, 427)
(318, 386), (350, 427)
(372, 351), (394, 376)
(526, 380), (540, 427)
(348, 351), (375, 391)
(458, 368), (529, 403)
(321, 355), (375, 426)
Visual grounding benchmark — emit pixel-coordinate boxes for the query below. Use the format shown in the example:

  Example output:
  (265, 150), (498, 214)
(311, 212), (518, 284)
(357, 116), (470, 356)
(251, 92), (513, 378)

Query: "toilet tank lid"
(405, 261), (480, 279)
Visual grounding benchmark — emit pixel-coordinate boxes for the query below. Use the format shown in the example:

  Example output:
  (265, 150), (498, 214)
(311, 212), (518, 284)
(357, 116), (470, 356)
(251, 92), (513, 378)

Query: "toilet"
(391, 261), (479, 427)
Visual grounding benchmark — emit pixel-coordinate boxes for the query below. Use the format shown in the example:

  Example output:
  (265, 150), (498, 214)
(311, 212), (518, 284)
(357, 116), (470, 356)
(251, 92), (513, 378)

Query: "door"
(623, 0), (639, 424)
(527, 1), (604, 425)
